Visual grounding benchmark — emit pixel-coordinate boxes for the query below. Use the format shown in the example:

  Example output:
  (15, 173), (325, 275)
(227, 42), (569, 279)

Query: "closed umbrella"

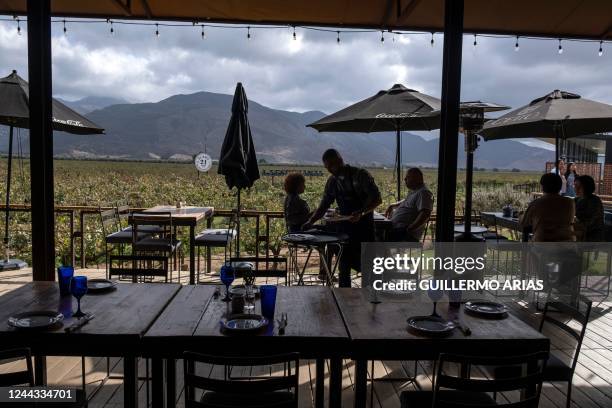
(479, 90), (612, 173)
(218, 83), (260, 255)
(0, 70), (104, 270)
(308, 84), (441, 201)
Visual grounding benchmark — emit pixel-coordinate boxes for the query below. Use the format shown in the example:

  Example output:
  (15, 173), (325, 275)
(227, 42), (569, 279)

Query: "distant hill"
(1, 91), (552, 170)
(56, 96), (129, 115)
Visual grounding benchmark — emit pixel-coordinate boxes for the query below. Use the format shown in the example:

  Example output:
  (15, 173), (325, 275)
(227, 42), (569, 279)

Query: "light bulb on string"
(292, 26), (296, 40)
(110, 21), (114, 35)
(392, 32), (396, 42)
(63, 19), (67, 35)
(380, 31), (385, 43)
(558, 39), (563, 54)
(247, 26), (251, 40)
(599, 41), (603, 57)
(155, 23), (159, 37)
(16, 19), (21, 36)
(514, 36), (519, 51)
(336, 31), (340, 44)
(430, 32), (435, 47)
(201, 24), (206, 39)
(473, 34), (477, 48)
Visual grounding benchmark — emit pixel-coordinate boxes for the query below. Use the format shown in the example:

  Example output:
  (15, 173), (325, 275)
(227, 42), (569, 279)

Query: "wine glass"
(220, 264), (235, 302)
(427, 279), (443, 317)
(244, 284), (255, 312)
(70, 276), (88, 318)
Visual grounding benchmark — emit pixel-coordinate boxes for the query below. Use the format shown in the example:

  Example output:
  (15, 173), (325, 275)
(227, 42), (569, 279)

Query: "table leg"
(124, 356), (139, 407)
(190, 225), (195, 285)
(151, 358), (164, 408)
(166, 358), (176, 408)
(329, 357), (343, 408)
(354, 359), (367, 408)
(315, 359), (324, 408)
(34, 355), (46, 385)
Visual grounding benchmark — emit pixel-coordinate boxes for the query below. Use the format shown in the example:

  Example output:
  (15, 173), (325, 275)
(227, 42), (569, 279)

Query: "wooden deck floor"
(1, 268), (611, 407)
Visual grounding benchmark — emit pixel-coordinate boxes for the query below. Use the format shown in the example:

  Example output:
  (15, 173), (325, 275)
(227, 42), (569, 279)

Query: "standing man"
(384, 168), (433, 242)
(303, 149), (382, 287)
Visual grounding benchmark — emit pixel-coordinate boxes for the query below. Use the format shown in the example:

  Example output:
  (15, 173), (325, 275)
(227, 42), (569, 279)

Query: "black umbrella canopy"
(479, 90), (612, 141)
(0, 70), (104, 135)
(307, 84), (441, 132)
(217, 82), (260, 190)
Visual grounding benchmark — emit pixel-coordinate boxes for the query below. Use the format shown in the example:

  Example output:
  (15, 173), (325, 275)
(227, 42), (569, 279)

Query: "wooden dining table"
(143, 285), (350, 408)
(141, 205), (214, 284)
(0, 281), (181, 407)
(480, 211), (530, 241)
(332, 288), (550, 408)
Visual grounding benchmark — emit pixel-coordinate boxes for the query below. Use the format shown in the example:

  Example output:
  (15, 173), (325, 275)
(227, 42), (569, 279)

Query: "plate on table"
(407, 315), (455, 336)
(282, 233), (316, 243)
(229, 285), (259, 296)
(8, 311), (64, 330)
(464, 300), (508, 318)
(87, 279), (117, 293)
(221, 314), (268, 334)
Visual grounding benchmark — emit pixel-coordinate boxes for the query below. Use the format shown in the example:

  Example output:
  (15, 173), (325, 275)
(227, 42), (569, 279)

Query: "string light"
(201, 24), (206, 39)
(336, 31), (340, 44)
(292, 26), (296, 40)
(110, 20), (114, 35)
(392, 32), (396, 42)
(247, 26), (251, 40)
(558, 39), (563, 54)
(599, 40), (603, 56)
(155, 23), (159, 37)
(380, 30), (385, 43)
(430, 32), (435, 47)
(473, 34), (477, 47)
(16, 18), (21, 36)
(514, 35), (519, 51)
(63, 19), (67, 35)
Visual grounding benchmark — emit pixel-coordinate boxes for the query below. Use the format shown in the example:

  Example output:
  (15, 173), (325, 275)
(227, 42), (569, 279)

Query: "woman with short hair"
(574, 175), (604, 242)
(283, 172), (311, 233)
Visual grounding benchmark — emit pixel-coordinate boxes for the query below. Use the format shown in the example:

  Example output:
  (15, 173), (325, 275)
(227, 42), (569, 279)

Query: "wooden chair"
(109, 212), (183, 282)
(183, 351), (299, 408)
(194, 212), (238, 282)
(0, 348), (87, 407)
(487, 297), (592, 408)
(401, 351), (549, 408)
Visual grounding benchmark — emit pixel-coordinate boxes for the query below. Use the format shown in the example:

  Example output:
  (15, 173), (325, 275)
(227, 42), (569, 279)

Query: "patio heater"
(456, 107), (485, 242)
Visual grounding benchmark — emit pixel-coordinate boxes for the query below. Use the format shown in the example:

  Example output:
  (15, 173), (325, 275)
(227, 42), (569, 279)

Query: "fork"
(277, 313), (288, 335)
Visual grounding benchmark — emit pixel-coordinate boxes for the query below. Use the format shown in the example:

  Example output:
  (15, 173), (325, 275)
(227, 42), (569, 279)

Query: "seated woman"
(520, 173), (575, 242)
(283, 172), (311, 233)
(574, 175), (604, 242)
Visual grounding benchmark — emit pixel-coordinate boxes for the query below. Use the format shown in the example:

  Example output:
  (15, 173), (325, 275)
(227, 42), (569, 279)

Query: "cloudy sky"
(0, 18), (610, 117)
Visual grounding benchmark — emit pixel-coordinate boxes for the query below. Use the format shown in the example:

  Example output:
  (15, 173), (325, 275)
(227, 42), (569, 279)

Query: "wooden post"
(435, 0), (464, 242)
(27, 0), (55, 280)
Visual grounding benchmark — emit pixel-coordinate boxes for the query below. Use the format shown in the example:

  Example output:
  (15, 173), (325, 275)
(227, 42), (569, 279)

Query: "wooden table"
(143, 285), (350, 408)
(0, 282), (180, 408)
(142, 205), (214, 284)
(480, 211), (529, 241)
(333, 288), (550, 408)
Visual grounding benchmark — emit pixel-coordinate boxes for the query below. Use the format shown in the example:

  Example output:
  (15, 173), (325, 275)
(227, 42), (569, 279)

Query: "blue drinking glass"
(57, 266), (74, 297)
(70, 276), (88, 318)
(220, 264), (235, 302)
(260, 285), (277, 320)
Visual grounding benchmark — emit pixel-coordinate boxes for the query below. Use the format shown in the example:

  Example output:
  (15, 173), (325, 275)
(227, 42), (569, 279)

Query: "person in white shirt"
(384, 168), (433, 242)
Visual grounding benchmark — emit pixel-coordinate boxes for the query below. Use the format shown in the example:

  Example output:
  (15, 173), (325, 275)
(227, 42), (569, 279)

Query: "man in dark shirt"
(303, 149), (382, 287)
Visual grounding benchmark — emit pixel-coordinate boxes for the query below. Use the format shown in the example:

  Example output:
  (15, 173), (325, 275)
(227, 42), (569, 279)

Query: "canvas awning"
(0, 0), (610, 40)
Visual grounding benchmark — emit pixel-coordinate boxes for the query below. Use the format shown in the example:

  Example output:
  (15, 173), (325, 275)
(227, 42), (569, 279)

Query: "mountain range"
(2, 92), (553, 170)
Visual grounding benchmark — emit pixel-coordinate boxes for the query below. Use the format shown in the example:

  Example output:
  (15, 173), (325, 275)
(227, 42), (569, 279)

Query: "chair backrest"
(0, 348), (34, 387)
(99, 206), (119, 235)
(223, 211), (239, 262)
(433, 352), (548, 408)
(539, 297), (592, 373)
(116, 200), (131, 228)
(131, 211), (173, 243)
(183, 351), (299, 408)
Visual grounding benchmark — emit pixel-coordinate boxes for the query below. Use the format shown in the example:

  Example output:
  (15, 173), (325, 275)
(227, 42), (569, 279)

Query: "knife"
(453, 318), (471, 336)
(65, 314), (95, 333)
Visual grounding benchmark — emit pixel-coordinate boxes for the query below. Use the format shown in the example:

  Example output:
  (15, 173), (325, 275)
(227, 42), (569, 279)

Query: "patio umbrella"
(0, 70), (104, 271)
(479, 90), (612, 174)
(307, 84), (441, 201)
(217, 82), (260, 255)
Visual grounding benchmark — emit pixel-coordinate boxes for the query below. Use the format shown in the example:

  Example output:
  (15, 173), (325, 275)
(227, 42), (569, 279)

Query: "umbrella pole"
(236, 189), (240, 258)
(555, 134), (560, 175)
(396, 127), (401, 201)
(3, 126), (13, 261)
(464, 137), (474, 235)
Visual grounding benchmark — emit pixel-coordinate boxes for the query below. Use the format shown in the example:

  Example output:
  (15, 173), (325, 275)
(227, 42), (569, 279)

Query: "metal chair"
(183, 351), (299, 408)
(0, 348), (87, 407)
(487, 297), (592, 408)
(401, 351), (549, 408)
(194, 212), (238, 282)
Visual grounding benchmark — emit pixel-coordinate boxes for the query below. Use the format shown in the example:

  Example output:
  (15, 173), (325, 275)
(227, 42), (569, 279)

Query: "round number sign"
(194, 152), (212, 172)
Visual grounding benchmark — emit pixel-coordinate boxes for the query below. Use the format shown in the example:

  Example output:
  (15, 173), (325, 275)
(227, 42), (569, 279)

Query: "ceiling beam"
(398, 0), (422, 21)
(381, 0), (395, 27)
(600, 23), (612, 39)
(111, 0), (131, 16)
(140, 0), (152, 19)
